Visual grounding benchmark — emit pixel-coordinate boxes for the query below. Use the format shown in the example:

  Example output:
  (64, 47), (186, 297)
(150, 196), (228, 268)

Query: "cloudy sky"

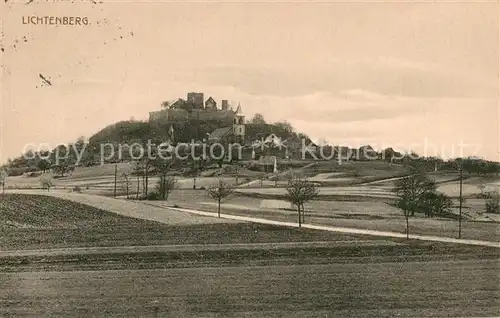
(1, 0), (498, 162)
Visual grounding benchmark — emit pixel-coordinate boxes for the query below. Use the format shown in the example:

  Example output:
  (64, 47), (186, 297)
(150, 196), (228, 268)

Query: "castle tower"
(187, 92), (204, 109)
(233, 102), (245, 144)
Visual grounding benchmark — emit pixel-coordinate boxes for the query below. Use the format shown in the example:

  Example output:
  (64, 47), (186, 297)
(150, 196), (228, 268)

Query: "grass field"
(1, 258), (498, 317)
(0, 193), (405, 252)
(159, 190), (500, 242)
(1, 194), (499, 316)
(1, 239), (499, 317)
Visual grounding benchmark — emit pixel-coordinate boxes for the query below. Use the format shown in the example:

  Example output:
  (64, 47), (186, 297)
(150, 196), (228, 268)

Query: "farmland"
(0, 194), (235, 250)
(4, 158), (500, 243)
(1, 237), (499, 316)
(1, 195), (499, 316)
(149, 194), (500, 242)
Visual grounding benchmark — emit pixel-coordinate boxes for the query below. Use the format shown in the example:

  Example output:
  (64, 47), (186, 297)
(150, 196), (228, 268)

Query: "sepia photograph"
(0, 0), (499, 316)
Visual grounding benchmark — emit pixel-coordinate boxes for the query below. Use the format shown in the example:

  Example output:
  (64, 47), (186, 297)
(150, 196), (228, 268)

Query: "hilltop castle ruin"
(149, 92), (236, 123)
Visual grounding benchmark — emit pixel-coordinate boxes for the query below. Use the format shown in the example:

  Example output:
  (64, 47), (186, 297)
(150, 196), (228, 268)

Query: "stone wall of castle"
(149, 108), (234, 123)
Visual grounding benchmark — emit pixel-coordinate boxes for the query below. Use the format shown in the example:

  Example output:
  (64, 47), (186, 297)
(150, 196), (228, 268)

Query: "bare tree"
(234, 163), (240, 185)
(257, 172), (266, 187)
(477, 183), (486, 197)
(153, 157), (175, 199)
(275, 172), (279, 187)
(40, 176), (54, 191)
(394, 166), (436, 238)
(142, 157), (153, 198)
(285, 177), (320, 227)
(486, 192), (500, 214)
(134, 157), (153, 198)
(206, 178), (235, 217)
(156, 176), (178, 200)
(190, 157), (208, 190)
(190, 160), (200, 190)
(133, 160), (144, 199)
(121, 173), (131, 199)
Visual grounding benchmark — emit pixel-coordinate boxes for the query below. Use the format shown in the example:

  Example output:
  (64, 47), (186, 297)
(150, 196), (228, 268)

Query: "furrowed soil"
(1, 194), (499, 317)
(0, 194), (385, 250)
(1, 243), (498, 317)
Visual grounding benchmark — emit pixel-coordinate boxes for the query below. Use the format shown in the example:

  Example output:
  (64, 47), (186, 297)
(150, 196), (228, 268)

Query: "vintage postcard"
(0, 0), (499, 316)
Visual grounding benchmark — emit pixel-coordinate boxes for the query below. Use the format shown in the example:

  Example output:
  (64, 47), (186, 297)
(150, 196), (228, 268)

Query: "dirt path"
(163, 206), (500, 248)
(7, 190), (499, 248)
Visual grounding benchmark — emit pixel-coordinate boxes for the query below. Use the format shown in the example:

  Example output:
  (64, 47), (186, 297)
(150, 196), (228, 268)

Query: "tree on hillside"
(81, 143), (98, 167)
(273, 121), (294, 135)
(37, 158), (51, 173)
(455, 157), (500, 176)
(206, 178), (235, 218)
(52, 161), (74, 177)
(381, 148), (396, 163)
(394, 166), (436, 238)
(297, 132), (312, 143)
(285, 177), (320, 227)
(250, 113), (266, 125)
(73, 136), (86, 156)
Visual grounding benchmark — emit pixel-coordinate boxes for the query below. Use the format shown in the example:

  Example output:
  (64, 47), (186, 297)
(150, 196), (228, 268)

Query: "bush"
(8, 167), (27, 176)
(485, 193), (500, 214)
(146, 191), (161, 200)
(26, 171), (42, 178)
(40, 177), (54, 191)
(26, 166), (38, 172)
(483, 191), (495, 199)
(246, 162), (262, 172)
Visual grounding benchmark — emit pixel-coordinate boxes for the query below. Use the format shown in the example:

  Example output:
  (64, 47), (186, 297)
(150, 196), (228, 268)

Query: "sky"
(1, 0), (499, 163)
